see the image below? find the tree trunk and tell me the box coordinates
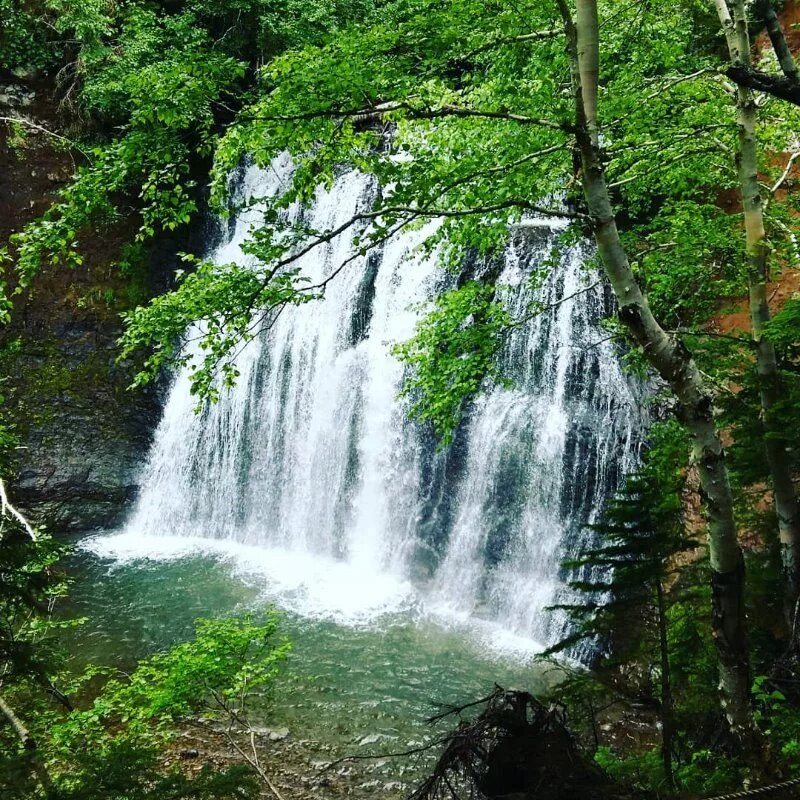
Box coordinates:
[655,581,675,788]
[556,0,757,746]
[754,0,799,81]
[715,0,800,616]
[0,694,37,750]
[575,0,599,145]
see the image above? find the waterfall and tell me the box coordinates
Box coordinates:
[121,158,646,648]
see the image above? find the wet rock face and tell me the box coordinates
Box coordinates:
[0,82,35,109]
[2,218,196,531]
[4,265,173,532]
[10,337,163,532]
[0,72,201,532]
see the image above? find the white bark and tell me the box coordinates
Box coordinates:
[0,479,36,540]
[557,0,757,744]
[715,0,800,607]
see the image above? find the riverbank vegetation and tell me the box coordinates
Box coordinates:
[4,0,800,798]
[0,489,289,799]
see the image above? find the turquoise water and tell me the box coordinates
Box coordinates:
[61,533,551,786]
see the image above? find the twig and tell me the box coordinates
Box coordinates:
[223,729,286,800]
[249,729,286,800]
[427,687,507,724]
[319,737,450,774]
[510,280,602,328]
[461,28,561,60]
[0,115,90,161]
[640,67,719,103]
[239,99,573,132]
[667,327,751,344]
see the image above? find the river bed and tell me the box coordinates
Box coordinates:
[61,532,553,795]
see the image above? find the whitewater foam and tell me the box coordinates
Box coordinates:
[80,531,544,659]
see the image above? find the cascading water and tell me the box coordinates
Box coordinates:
[119,157,646,649]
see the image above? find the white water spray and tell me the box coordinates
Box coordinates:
[110,159,645,648]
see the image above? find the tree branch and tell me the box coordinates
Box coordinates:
[240,100,573,131]
[726,64,800,106]
[0,479,37,540]
[461,28,561,60]
[770,151,800,195]
[666,327,751,344]
[510,279,602,329]
[0,115,90,161]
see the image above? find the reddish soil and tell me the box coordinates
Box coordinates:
[713,2,800,335]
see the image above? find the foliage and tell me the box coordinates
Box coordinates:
[0,1,55,72]
[6,0,800,795]
[540,421,764,794]
[36,614,288,797]
[718,364,800,491]
[0,530,73,691]
[4,0,376,291]
[546,420,694,656]
[0,436,290,800]
[54,615,288,746]
[107,0,799,419]
[767,298,800,352]
[9,0,800,440]
[1,603,288,799]
[596,744,745,797]
[118,254,321,401]
[393,281,512,445]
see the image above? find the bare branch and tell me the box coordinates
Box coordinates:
[461,28,561,60]
[726,64,800,106]
[667,328,751,344]
[0,115,90,161]
[240,100,573,132]
[0,479,37,540]
[640,67,719,103]
[770,151,800,196]
[510,280,603,329]
[319,737,451,774]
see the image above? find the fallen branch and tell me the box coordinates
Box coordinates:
[0,115,90,161]
[319,737,450,774]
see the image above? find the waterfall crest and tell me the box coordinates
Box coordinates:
[122,159,646,647]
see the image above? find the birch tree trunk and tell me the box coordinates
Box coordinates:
[0,693,54,791]
[575,0,599,145]
[556,0,757,745]
[715,0,800,613]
